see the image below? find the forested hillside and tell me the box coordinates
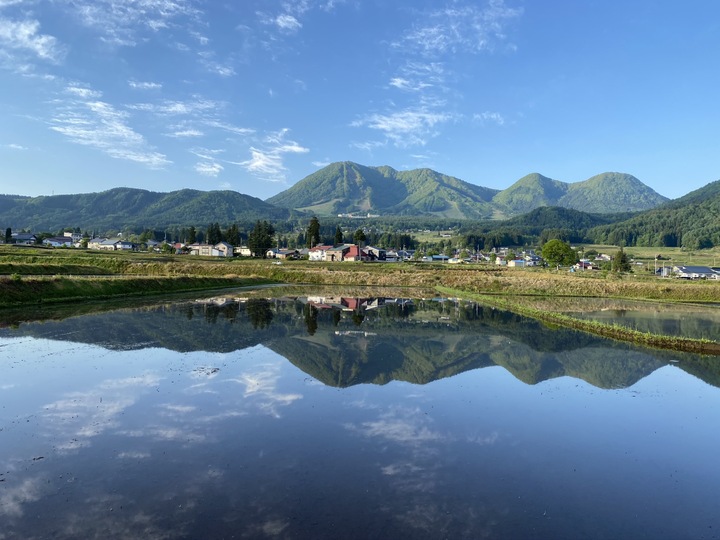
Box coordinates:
[0,188,296,232]
[588,180,720,248]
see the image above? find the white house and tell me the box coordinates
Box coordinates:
[42,236,73,248]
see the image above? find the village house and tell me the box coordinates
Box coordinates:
[265,248,300,260]
[189,242,233,257]
[365,246,386,261]
[308,245,334,261]
[11,232,37,245]
[63,231,83,243]
[672,265,718,279]
[88,237,135,251]
[42,236,74,248]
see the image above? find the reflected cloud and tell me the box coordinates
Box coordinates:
[347,406,444,445]
[0,477,44,517]
[227,362,303,418]
[42,372,163,454]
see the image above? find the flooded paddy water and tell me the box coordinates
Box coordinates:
[1,291,719,539]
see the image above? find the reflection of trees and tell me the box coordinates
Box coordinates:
[333,309,342,327]
[246,299,274,329]
[304,304,318,335]
[204,305,219,324]
[352,310,365,326]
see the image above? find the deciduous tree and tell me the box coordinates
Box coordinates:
[541,239,577,267]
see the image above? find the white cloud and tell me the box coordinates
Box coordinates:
[474,111,505,126]
[63,0,201,46]
[128,80,162,90]
[352,106,453,147]
[0,17,63,63]
[202,60,235,77]
[0,0,25,8]
[191,147,224,177]
[312,160,330,168]
[204,120,254,136]
[396,0,523,56]
[128,98,219,116]
[195,160,223,177]
[237,129,309,183]
[3,143,27,150]
[50,84,171,168]
[275,14,301,32]
[166,128,204,138]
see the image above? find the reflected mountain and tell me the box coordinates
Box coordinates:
[0,295,714,389]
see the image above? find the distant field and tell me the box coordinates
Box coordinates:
[580,244,720,268]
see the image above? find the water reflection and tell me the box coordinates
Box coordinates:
[1,294,720,538]
[0,294,713,389]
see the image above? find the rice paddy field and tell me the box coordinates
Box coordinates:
[1,245,719,353]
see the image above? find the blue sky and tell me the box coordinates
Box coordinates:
[1,0,718,201]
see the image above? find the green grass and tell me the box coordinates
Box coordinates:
[438,286,720,355]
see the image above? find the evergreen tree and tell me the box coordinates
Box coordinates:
[207,222,222,244]
[353,228,366,245]
[4,227,11,244]
[248,220,275,257]
[306,217,321,248]
[334,225,343,245]
[187,226,197,244]
[225,224,241,246]
[611,247,631,272]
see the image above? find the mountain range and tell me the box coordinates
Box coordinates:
[2,162,716,249]
[266,162,669,219]
[0,188,294,232]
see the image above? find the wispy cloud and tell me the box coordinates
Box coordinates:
[0,17,63,64]
[395,0,523,56]
[259,0,342,35]
[50,84,171,168]
[275,14,301,32]
[352,105,454,147]
[166,127,204,138]
[236,129,309,183]
[191,147,224,177]
[353,1,521,150]
[128,80,162,90]
[63,0,201,46]
[474,111,505,126]
[3,142,27,150]
[204,120,254,136]
[128,97,220,116]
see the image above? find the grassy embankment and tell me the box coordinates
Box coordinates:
[0,247,275,308]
